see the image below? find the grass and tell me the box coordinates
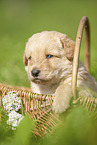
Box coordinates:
[0,0,97,87]
[0,106,97,145]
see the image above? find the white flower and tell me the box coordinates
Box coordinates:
[2,91,22,113]
[2,91,24,130]
[7,111,24,127]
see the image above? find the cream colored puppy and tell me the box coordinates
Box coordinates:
[23,31,97,113]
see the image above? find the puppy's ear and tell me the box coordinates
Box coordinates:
[23,52,28,66]
[61,37,75,61]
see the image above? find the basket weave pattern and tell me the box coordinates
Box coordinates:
[0,83,97,136]
[0,83,60,136]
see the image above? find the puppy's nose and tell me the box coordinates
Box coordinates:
[31,69,40,77]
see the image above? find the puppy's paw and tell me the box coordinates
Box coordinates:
[52,84,73,113]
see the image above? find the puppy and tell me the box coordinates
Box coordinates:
[23,31,97,113]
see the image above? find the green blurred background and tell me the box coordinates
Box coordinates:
[0,0,97,88]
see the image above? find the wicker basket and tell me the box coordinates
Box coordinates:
[0,16,97,136]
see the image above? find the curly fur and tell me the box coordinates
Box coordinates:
[24,31,97,113]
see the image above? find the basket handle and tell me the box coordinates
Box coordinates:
[72,16,90,99]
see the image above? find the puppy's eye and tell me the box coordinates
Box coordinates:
[46,55,53,59]
[28,56,31,60]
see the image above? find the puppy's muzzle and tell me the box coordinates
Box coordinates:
[31,69,40,77]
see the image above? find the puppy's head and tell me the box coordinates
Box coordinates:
[23,31,75,85]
